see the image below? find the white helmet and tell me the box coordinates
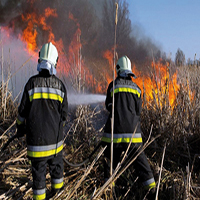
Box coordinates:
[39,42,58,67]
[116,55,131,74]
[116,56,136,78]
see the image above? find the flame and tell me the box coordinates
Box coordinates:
[103,49,116,86]
[20,8,58,53]
[103,50,113,69]
[66,12,107,93]
[102,51,181,108]
[68,12,82,69]
[4,4,111,94]
[4,6,183,99]
[133,61,180,109]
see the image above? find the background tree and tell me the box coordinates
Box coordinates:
[175,48,185,66]
[99,0,131,51]
[100,0,161,70]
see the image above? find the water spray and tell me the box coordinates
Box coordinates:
[68,93,106,105]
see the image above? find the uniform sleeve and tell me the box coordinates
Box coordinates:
[136,96,142,115]
[105,82,113,112]
[61,86,68,121]
[16,83,30,136]
[136,86,142,115]
[18,83,31,118]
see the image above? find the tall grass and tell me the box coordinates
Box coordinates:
[141,64,200,199]
[1,64,200,199]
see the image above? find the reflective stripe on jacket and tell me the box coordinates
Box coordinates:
[143,177,156,189]
[102,133,142,144]
[16,115,25,125]
[28,87,65,103]
[104,76,142,137]
[27,140,63,158]
[17,71,68,159]
[110,84,141,98]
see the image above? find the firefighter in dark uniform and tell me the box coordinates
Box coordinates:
[16,42,68,200]
[102,55,156,197]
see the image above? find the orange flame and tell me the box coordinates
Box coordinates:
[103,50,113,69]
[6,6,183,99]
[103,49,116,85]
[133,61,180,109]
[20,8,58,53]
[68,12,82,68]
[102,52,181,109]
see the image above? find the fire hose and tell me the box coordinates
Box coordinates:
[63,141,103,167]
[1,134,103,167]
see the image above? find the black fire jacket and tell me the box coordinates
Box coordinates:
[102,76,143,144]
[17,70,68,159]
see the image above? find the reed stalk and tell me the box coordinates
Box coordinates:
[110,2,118,182]
[155,140,167,200]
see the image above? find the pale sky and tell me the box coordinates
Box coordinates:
[128,0,200,61]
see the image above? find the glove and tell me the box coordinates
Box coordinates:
[16,124,26,138]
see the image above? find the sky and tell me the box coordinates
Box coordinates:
[127,0,200,61]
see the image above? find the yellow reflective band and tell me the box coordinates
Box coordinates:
[16,118,23,125]
[27,144,63,158]
[33,193,46,200]
[101,137,142,143]
[29,93,63,103]
[144,181,156,190]
[111,87,141,98]
[52,181,64,189]
[149,181,156,189]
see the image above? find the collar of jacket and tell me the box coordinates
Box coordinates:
[118,70,136,78]
[37,60,57,75]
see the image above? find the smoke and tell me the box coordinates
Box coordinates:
[0,0,163,96]
[0,0,161,60]
[68,94,106,105]
[0,0,99,51]
[0,0,23,25]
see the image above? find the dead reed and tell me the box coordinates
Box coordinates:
[141,64,200,199]
[1,64,200,199]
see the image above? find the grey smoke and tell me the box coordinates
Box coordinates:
[68,94,106,105]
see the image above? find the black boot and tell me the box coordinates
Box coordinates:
[46,187,64,199]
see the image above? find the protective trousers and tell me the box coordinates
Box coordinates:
[31,152,64,200]
[103,143,155,189]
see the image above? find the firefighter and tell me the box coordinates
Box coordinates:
[16,42,68,200]
[101,55,156,198]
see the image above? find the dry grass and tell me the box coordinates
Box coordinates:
[0,105,107,200]
[1,64,200,199]
[141,64,200,199]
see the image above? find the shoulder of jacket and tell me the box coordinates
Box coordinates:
[25,74,39,87]
[115,78,141,92]
[132,81,141,90]
[52,75,67,91]
[53,75,63,83]
[28,74,39,81]
[107,81,113,88]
